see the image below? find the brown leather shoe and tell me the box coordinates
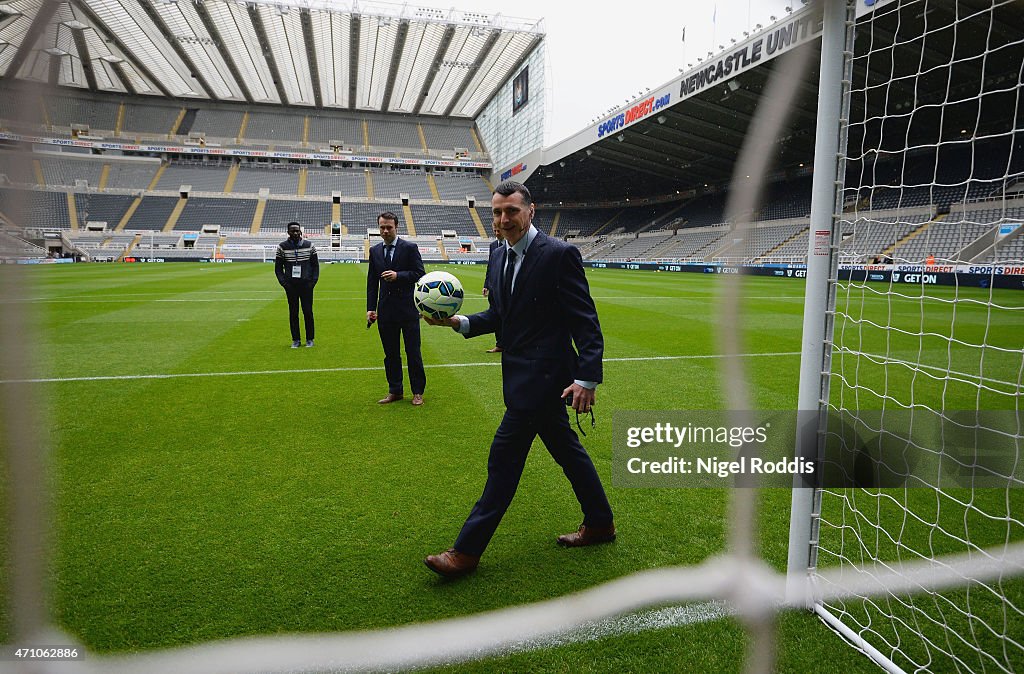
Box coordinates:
[411,394,424,406]
[557,524,616,547]
[378,393,403,404]
[424,548,480,578]
[486,346,503,353]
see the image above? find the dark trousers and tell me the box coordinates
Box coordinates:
[454,404,614,556]
[284,282,314,341]
[378,320,426,395]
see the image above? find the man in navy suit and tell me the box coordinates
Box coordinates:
[423,181,615,577]
[366,211,426,405]
[481,224,504,353]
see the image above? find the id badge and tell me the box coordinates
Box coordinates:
[291,265,302,278]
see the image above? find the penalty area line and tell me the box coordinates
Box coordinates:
[0,352,801,384]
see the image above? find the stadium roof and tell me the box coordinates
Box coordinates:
[0,0,544,117]
[524,0,1024,205]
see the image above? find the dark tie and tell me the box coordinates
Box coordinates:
[503,248,517,300]
[385,244,394,263]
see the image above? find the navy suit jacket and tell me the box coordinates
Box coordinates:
[367,237,425,324]
[483,238,503,294]
[465,231,603,410]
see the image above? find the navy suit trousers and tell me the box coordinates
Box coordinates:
[454,403,614,556]
[378,319,425,395]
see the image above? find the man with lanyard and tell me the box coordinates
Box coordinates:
[275,221,319,348]
[421,181,614,577]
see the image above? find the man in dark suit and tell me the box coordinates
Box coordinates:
[423,181,614,577]
[481,224,504,353]
[366,211,426,405]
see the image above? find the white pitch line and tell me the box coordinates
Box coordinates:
[0,352,801,384]
[0,295,807,304]
[455,601,731,661]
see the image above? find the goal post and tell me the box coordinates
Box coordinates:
[786,0,853,609]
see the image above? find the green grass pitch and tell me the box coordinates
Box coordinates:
[1,261,1021,672]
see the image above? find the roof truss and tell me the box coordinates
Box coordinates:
[0,0,542,117]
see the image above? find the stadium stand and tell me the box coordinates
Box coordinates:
[232,165,300,195]
[860,139,1021,211]
[191,109,244,139]
[580,235,631,260]
[838,212,932,263]
[104,161,161,190]
[530,209,554,235]
[372,169,433,201]
[45,94,119,131]
[0,95,38,133]
[0,154,40,185]
[66,231,129,258]
[420,123,477,152]
[74,194,135,229]
[367,119,422,149]
[0,189,69,229]
[39,156,104,188]
[155,163,230,193]
[0,229,46,259]
[557,209,617,237]
[121,101,182,136]
[760,176,813,220]
[756,223,813,263]
[890,218,996,263]
[341,202,404,233]
[605,202,683,234]
[261,200,333,233]
[307,115,365,148]
[243,111,305,144]
[668,192,729,229]
[305,168,368,198]
[713,222,810,263]
[408,204,478,237]
[978,231,1024,263]
[433,171,486,201]
[172,197,257,232]
[602,231,675,259]
[122,196,178,230]
[644,225,732,261]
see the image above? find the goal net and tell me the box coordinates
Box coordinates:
[809,0,1024,671]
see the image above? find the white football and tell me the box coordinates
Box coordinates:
[414,271,465,319]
